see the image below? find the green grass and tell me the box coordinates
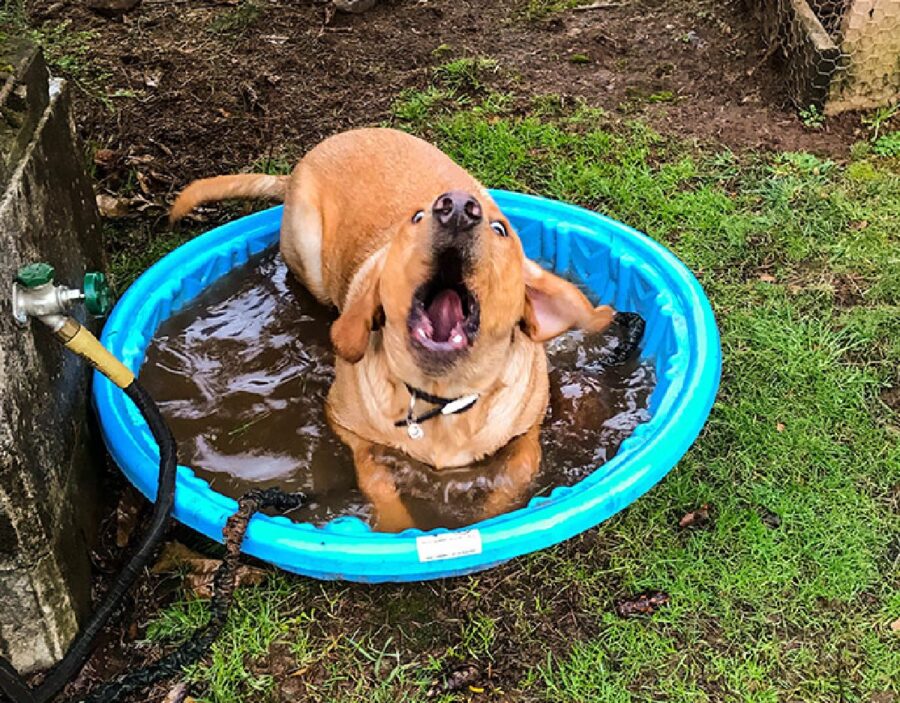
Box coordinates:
[522,0,593,20]
[432,57,499,92]
[207,0,263,35]
[105,222,193,292]
[872,130,900,157]
[139,93,898,701]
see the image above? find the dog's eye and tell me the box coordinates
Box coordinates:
[412,210,425,224]
[491,221,508,237]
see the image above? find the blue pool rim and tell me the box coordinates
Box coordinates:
[94,190,721,582]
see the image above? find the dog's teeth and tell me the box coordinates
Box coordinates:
[452,333,464,344]
[417,328,429,341]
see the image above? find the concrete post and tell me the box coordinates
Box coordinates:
[0,39,104,673]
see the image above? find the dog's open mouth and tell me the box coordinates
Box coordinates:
[407,252,480,355]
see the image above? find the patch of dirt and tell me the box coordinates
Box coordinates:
[26,0,861,211]
[881,385,900,413]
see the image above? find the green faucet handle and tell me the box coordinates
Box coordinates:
[83,271,112,316]
[16,262,55,288]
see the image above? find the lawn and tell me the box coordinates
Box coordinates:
[3,0,897,697]
[132,82,900,702]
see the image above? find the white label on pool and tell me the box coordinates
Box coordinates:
[416,530,483,562]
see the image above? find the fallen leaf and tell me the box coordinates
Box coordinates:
[144,70,162,89]
[93,148,119,169]
[776,422,785,433]
[129,194,165,212]
[758,273,776,283]
[890,617,900,632]
[427,663,480,698]
[135,171,153,196]
[125,153,155,166]
[185,566,266,599]
[615,591,670,618]
[678,504,711,529]
[161,682,189,703]
[152,541,267,598]
[96,193,130,218]
[152,542,220,575]
[149,169,174,184]
[115,486,144,548]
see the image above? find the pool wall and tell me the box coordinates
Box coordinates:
[94,191,721,582]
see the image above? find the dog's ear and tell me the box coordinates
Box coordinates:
[331,262,384,364]
[521,259,615,342]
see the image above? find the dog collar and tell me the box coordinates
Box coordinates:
[394,383,479,440]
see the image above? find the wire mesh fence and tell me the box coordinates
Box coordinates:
[751,0,900,114]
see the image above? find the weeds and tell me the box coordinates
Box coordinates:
[207,1,262,36]
[862,103,898,141]
[799,103,825,129]
[432,57,499,93]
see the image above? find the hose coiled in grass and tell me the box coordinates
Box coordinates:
[0,380,177,703]
[0,377,304,703]
[78,488,305,703]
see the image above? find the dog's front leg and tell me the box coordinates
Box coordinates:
[348,440,416,533]
[480,423,542,521]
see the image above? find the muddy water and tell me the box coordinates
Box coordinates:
[140,250,655,530]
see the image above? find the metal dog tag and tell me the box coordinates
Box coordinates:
[407,422,424,440]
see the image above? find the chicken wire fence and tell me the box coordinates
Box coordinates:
[751,0,900,114]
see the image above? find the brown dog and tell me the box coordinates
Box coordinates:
[170,128,614,531]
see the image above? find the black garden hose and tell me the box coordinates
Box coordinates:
[0,381,306,703]
[0,380,177,703]
[609,312,645,365]
[79,489,305,703]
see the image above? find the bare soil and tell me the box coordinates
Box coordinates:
[30,0,862,209]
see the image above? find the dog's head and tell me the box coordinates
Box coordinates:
[330,188,614,382]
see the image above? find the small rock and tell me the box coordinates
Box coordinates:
[333,0,379,13]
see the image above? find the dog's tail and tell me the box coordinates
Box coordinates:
[169,173,289,223]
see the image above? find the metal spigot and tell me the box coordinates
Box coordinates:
[11,262,113,331]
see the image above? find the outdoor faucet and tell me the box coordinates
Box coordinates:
[11,262,112,330]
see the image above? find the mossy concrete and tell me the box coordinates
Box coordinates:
[0,40,104,673]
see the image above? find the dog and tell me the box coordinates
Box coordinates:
[170,127,615,531]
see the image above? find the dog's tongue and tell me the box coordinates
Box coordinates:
[427,289,464,342]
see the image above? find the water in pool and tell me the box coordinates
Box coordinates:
[140,250,655,530]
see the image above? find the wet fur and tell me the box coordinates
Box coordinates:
[171,128,614,531]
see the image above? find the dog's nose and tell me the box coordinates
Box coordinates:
[432,191,482,232]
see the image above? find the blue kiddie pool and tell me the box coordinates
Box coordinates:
[94,191,721,582]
